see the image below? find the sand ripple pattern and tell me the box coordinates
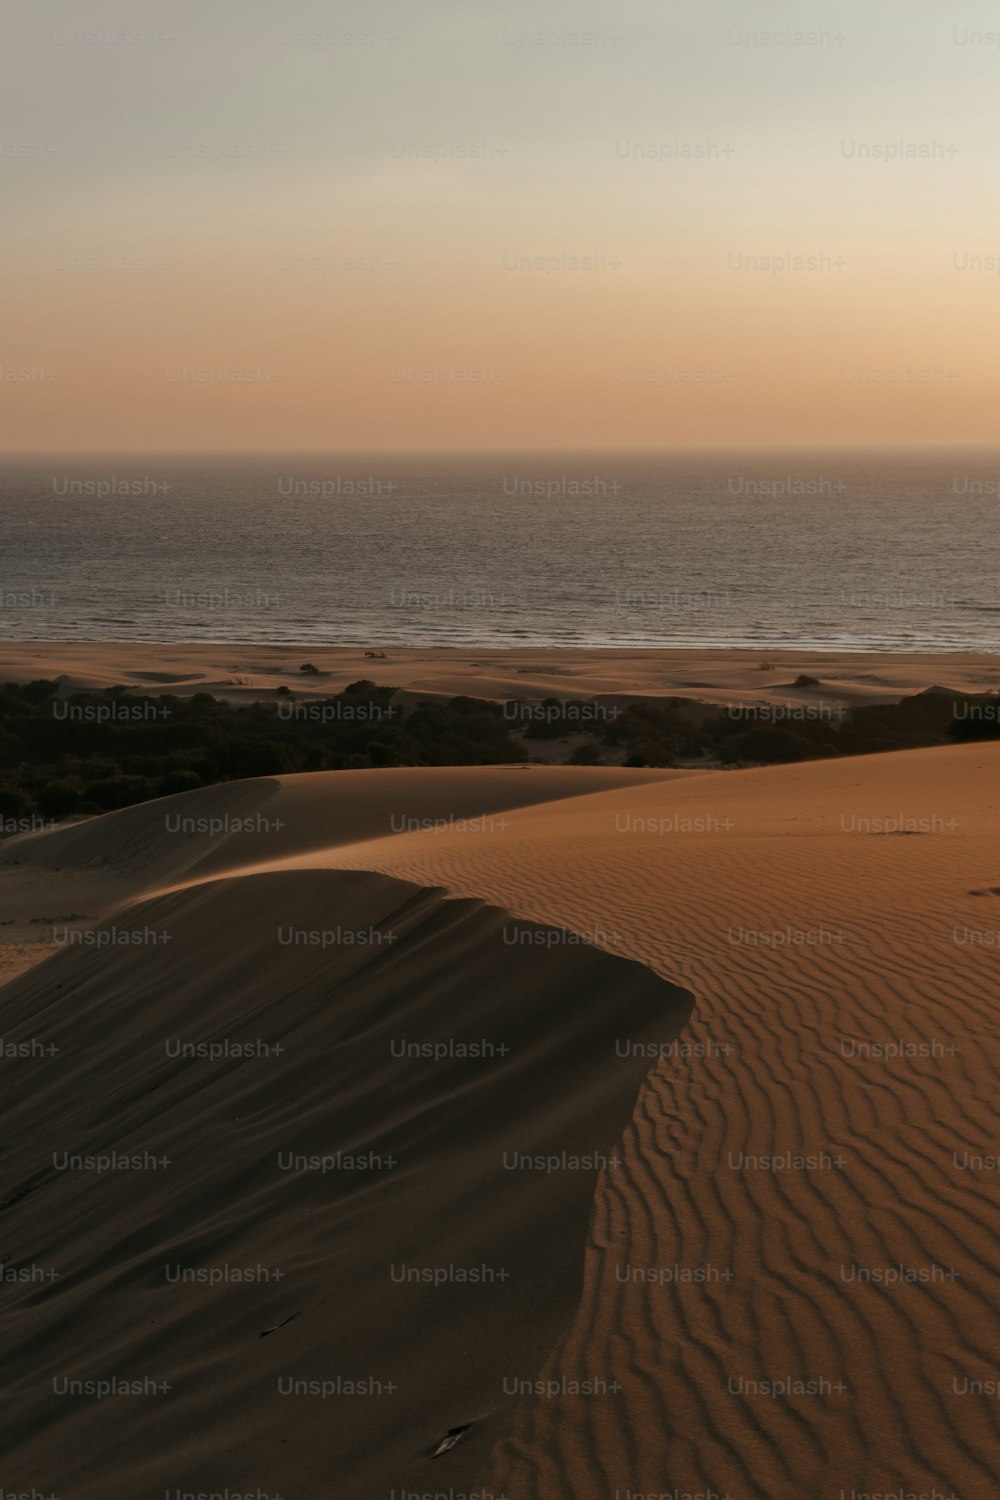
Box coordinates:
[313,748,1000,1500]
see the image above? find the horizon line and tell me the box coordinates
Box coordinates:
[5,442,1000,459]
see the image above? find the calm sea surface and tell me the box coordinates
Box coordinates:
[2,450,998,651]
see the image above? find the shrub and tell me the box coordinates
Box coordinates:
[719,726,818,764]
[624,740,674,768]
[569,742,602,765]
[948,698,1000,742]
[84,775,157,810]
[0,784,29,821]
[158,769,204,797]
[35,779,81,818]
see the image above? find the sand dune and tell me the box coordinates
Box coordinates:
[0,766,690,1498]
[2,746,999,1497]
[0,763,681,911]
[305,747,999,1500]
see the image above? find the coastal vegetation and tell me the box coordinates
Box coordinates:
[0,678,996,824]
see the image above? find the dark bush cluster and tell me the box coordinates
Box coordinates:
[0,678,994,825]
[0,679,525,822]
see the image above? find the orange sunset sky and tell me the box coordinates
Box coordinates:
[3,0,999,451]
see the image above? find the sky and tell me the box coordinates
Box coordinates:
[2,0,999,451]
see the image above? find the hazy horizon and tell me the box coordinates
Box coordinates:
[5,0,1000,452]
[8,442,1000,458]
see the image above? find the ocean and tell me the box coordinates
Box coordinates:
[2,450,998,651]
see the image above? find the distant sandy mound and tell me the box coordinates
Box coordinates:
[0,764,678,899]
[0,867,693,1499]
[1,775,283,885]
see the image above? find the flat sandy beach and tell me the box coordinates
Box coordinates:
[0,647,997,1497]
[1,640,998,709]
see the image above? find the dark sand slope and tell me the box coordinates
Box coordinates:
[0,868,693,1499]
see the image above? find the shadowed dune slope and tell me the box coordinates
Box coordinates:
[0,867,692,1500]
